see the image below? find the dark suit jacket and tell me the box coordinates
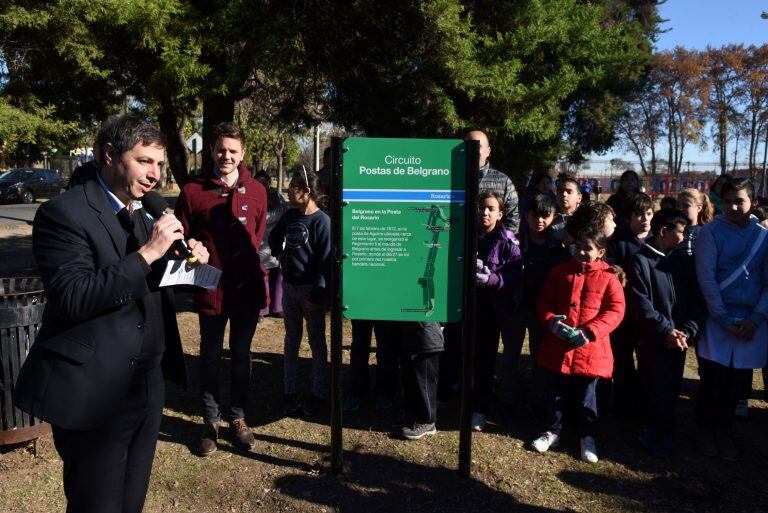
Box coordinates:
[14,178,187,430]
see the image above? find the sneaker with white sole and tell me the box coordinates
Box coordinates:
[470,412,486,432]
[530,431,560,453]
[401,422,437,440]
[580,436,599,463]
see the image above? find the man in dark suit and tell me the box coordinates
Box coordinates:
[14,115,209,513]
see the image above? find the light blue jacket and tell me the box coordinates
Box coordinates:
[695,214,768,326]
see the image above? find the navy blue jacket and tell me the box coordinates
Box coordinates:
[627,242,706,346]
[607,225,651,271]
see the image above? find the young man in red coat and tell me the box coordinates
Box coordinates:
[175,122,268,456]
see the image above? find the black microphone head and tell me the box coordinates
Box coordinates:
[141,191,169,219]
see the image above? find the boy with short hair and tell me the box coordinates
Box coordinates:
[606,192,654,415]
[499,195,568,410]
[695,178,768,459]
[551,175,582,242]
[629,209,705,457]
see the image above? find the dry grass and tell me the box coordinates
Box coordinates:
[2,308,768,513]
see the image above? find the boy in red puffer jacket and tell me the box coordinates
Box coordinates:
[530,226,625,463]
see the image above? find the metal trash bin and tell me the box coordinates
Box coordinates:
[0,277,51,445]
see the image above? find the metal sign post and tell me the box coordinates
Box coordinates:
[458,140,478,478]
[330,137,344,475]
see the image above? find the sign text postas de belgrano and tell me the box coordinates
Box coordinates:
[358,154,450,177]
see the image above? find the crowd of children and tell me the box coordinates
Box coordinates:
[265,165,767,463]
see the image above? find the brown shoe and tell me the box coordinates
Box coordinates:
[231,418,256,449]
[199,421,219,457]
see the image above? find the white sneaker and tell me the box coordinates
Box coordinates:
[734,399,749,419]
[470,412,486,432]
[531,431,560,453]
[580,436,599,463]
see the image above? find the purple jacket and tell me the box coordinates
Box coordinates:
[478,225,522,307]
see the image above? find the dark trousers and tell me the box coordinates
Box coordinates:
[437,321,461,401]
[500,304,546,406]
[348,320,398,401]
[401,351,441,425]
[52,366,164,513]
[637,343,686,441]
[473,305,511,414]
[199,312,259,423]
[609,325,640,413]
[545,371,599,438]
[696,356,753,429]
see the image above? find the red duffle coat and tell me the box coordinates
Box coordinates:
[175,166,268,315]
[536,258,625,379]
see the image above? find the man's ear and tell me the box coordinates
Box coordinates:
[101,143,116,168]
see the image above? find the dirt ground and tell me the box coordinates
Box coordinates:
[1,229,768,513]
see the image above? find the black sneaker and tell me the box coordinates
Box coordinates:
[300,394,325,416]
[401,422,437,440]
[283,393,299,416]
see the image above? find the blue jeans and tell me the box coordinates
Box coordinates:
[199,313,259,423]
[545,371,599,437]
[282,282,328,398]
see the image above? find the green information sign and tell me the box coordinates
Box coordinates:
[341,137,467,322]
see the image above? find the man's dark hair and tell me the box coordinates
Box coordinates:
[94,116,122,164]
[108,115,166,156]
[721,177,755,201]
[527,193,556,217]
[211,122,246,146]
[651,208,689,236]
[254,171,271,188]
[557,173,581,193]
[660,196,677,210]
[710,173,733,194]
[621,192,653,221]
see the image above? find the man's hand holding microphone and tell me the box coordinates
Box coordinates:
[137,191,209,266]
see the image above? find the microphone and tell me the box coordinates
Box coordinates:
[140,191,198,263]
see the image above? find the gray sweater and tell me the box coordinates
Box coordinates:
[478,162,519,232]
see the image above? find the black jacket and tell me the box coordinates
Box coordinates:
[14,178,187,430]
[516,229,568,308]
[627,243,706,346]
[607,225,650,271]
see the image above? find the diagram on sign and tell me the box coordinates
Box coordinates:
[401,205,454,316]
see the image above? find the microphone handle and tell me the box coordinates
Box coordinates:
[158,209,198,264]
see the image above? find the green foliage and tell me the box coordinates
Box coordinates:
[1,0,657,179]
[307,0,657,174]
[0,97,77,165]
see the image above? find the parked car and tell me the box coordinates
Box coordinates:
[0,168,66,204]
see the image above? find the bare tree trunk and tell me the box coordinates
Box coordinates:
[202,95,236,171]
[719,110,728,173]
[156,95,189,186]
[762,125,768,194]
[748,112,758,174]
[276,131,286,192]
